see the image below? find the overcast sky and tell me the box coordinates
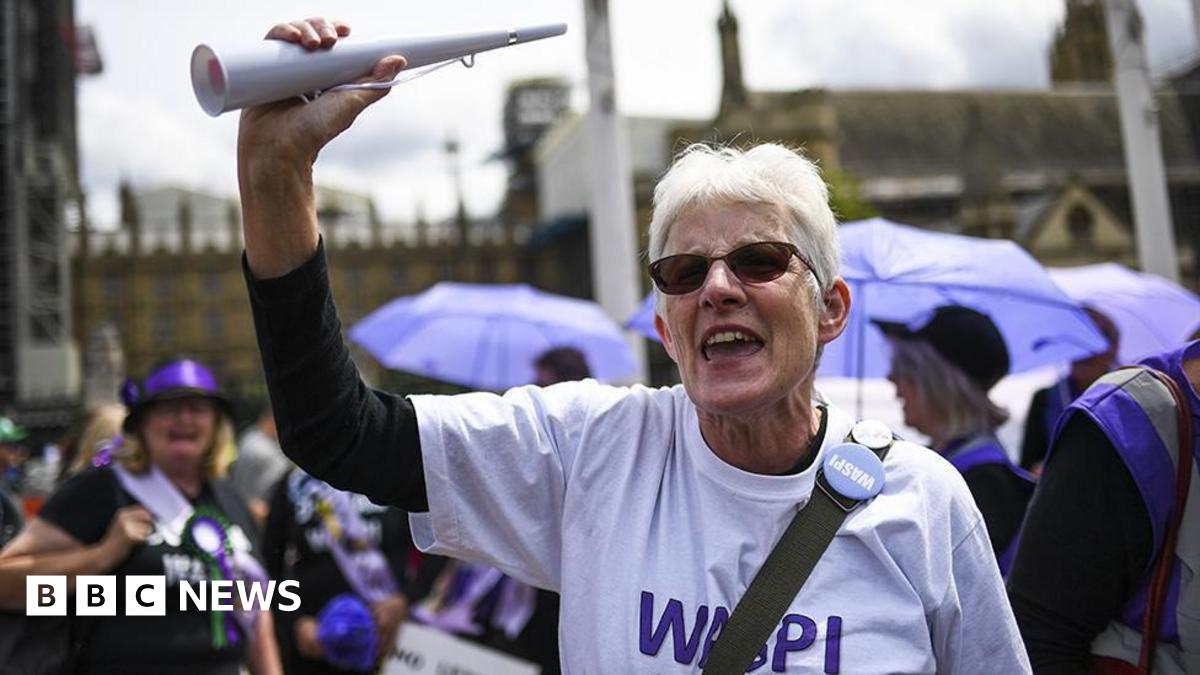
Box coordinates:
[75,0,1198,230]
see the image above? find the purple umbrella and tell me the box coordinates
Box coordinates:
[820,218,1109,381]
[350,282,637,391]
[627,219,1109,383]
[625,293,658,341]
[1049,262,1200,364]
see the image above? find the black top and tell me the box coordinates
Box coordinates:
[1007,415,1153,674]
[1020,386,1053,471]
[0,488,22,548]
[244,241,429,513]
[262,470,418,675]
[37,467,259,675]
[960,462,1032,557]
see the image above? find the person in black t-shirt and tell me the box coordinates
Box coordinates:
[0,358,282,675]
[880,306,1035,575]
[263,467,419,674]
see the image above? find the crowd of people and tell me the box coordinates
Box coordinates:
[0,15,1196,674]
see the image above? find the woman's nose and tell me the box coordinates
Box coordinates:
[699,260,747,308]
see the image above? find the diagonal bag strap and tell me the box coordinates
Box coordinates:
[1136,367,1194,674]
[703,433,892,674]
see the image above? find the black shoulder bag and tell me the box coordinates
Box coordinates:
[702,423,894,674]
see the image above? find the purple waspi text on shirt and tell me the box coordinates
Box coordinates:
[638,591,842,673]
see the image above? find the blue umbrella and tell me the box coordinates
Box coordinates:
[626,219,1109,381]
[819,218,1109,380]
[1049,262,1200,364]
[350,282,638,391]
[626,293,658,340]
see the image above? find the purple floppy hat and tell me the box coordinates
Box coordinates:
[120,358,234,432]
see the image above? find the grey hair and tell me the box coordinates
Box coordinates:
[888,338,1009,441]
[646,143,840,314]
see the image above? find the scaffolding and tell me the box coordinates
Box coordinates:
[0,0,88,421]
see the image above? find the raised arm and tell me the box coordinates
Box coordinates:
[238,17,405,279]
[239,19,428,512]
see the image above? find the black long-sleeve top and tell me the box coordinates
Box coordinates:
[244,239,429,512]
[1007,415,1153,674]
[1020,386,1053,471]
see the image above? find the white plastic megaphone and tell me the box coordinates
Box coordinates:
[191,23,567,117]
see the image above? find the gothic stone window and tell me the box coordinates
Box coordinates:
[203,273,222,295]
[1066,204,1095,246]
[102,276,124,300]
[204,310,224,343]
[153,314,174,347]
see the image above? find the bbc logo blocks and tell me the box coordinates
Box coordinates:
[76,575,117,616]
[25,575,300,615]
[125,576,167,616]
[25,575,66,616]
[28,575,168,616]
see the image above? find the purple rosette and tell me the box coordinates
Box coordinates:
[119,379,140,407]
[91,434,123,468]
[185,510,240,648]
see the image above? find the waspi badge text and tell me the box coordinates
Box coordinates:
[26,575,301,616]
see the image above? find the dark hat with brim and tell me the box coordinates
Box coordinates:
[875,305,1010,391]
[121,359,233,432]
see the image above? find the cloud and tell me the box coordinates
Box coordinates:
[75,0,1200,230]
[78,83,239,227]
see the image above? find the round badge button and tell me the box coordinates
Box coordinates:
[822,442,886,501]
[850,419,892,450]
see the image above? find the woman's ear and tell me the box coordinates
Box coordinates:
[654,313,678,363]
[818,278,851,345]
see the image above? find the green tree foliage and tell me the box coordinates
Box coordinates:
[826,169,879,222]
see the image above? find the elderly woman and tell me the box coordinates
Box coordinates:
[236,18,1030,672]
[881,306,1035,575]
[0,358,281,675]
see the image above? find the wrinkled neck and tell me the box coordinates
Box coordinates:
[698,392,822,474]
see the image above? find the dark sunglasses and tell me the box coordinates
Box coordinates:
[648,241,817,295]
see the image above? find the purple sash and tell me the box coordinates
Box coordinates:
[411,562,536,639]
[112,465,266,643]
[944,434,1034,575]
[946,434,1033,482]
[312,483,400,605]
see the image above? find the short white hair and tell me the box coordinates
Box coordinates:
[646,143,840,308]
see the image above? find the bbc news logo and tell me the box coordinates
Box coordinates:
[26,575,301,616]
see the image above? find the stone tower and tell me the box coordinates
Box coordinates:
[1050,0,1113,85]
[718,0,746,114]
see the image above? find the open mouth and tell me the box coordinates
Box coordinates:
[167,429,200,443]
[702,330,765,361]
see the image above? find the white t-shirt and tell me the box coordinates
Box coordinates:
[409,381,1030,674]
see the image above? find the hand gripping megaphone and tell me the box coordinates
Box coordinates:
[191,23,567,117]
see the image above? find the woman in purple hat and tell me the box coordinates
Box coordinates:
[0,357,282,675]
